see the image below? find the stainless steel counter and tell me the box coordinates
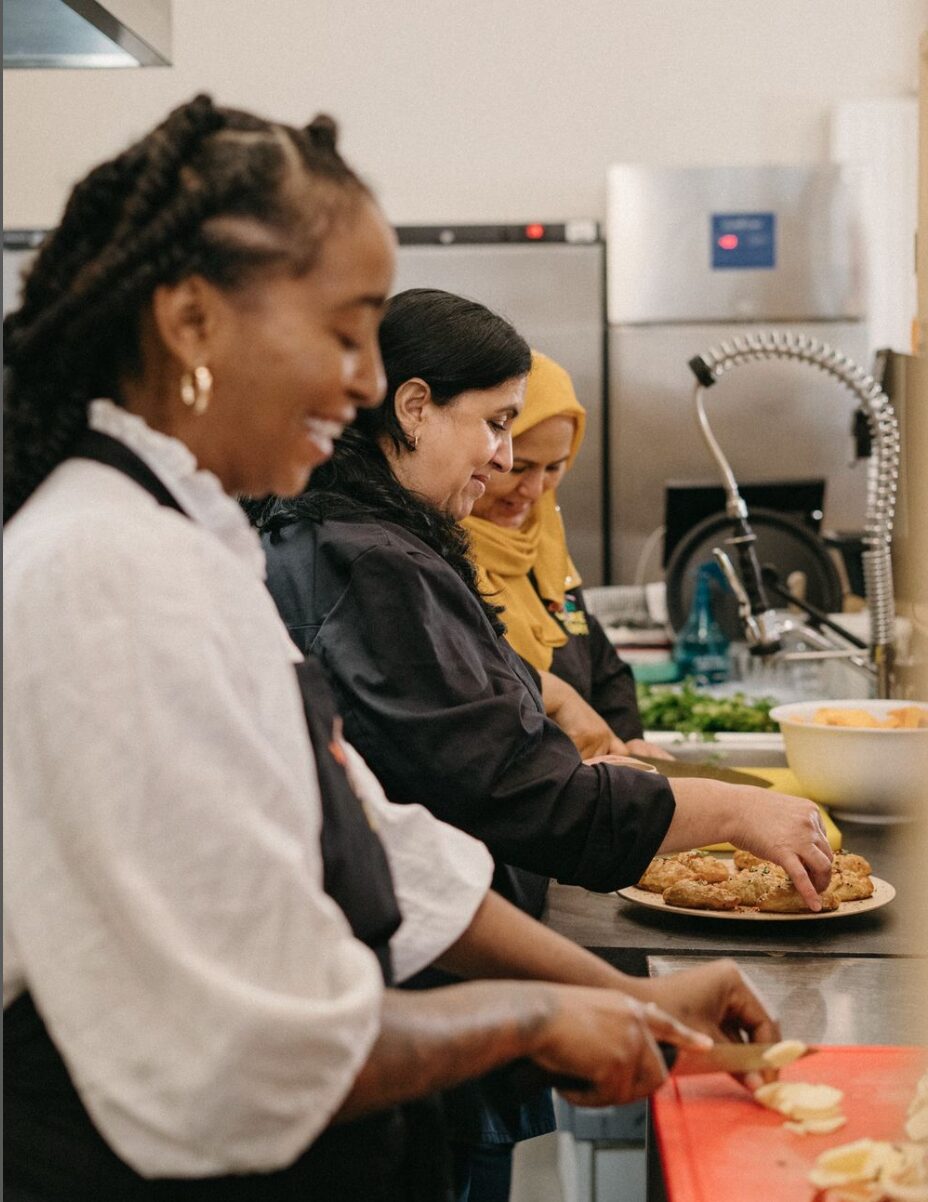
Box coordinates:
[647,955,927,1045]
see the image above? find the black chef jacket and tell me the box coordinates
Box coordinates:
[263,513,675,900]
[537,579,645,744]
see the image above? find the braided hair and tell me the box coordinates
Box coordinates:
[3,95,371,521]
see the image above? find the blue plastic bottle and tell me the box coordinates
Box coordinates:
[673,561,731,684]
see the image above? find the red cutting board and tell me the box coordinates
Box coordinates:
[652,1046,926,1202]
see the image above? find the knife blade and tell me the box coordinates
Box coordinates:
[503,1042,816,1098]
[662,1041,818,1076]
[632,757,774,788]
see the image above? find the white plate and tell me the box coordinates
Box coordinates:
[616,876,895,921]
[642,731,786,768]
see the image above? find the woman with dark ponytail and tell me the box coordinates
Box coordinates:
[257,286,833,1198]
[3,97,737,1201]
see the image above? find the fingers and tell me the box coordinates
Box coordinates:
[626,739,675,761]
[785,830,833,907]
[581,732,620,759]
[780,853,823,911]
[713,964,781,1092]
[640,1001,714,1051]
[736,790,835,908]
[803,840,835,893]
[718,963,781,1047]
[673,960,780,1047]
[601,1003,712,1104]
[645,961,783,1094]
[537,992,709,1108]
[564,1043,667,1106]
[583,754,659,771]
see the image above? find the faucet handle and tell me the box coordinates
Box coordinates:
[712,547,783,656]
[713,547,750,609]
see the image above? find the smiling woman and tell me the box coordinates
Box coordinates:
[463,351,671,762]
[2,93,827,1202]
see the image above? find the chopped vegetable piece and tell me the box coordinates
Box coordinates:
[762,1039,809,1069]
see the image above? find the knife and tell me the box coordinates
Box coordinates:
[630,757,774,789]
[504,1042,817,1097]
[664,1041,818,1076]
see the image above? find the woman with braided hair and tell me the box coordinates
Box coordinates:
[2,96,765,1201]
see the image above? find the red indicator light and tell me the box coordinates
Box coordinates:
[525,223,545,240]
[718,233,739,250]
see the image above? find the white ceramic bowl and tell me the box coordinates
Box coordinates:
[770,699,928,823]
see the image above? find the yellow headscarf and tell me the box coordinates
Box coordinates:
[463,351,586,671]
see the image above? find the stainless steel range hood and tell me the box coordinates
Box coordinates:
[4,0,171,68]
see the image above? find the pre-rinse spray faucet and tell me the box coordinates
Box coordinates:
[687,331,899,699]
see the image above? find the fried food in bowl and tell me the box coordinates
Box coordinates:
[770,700,928,821]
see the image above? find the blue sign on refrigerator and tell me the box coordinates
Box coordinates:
[711,212,776,269]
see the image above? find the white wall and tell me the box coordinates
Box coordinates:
[3,0,925,229]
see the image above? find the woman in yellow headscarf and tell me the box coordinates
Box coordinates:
[465,351,670,760]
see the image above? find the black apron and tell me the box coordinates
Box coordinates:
[3,430,452,1202]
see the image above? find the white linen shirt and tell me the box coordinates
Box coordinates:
[2,400,493,1178]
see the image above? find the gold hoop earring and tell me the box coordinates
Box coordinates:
[412,432,420,451]
[180,365,213,417]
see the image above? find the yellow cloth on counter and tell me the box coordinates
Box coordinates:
[464,352,586,672]
[700,766,842,852]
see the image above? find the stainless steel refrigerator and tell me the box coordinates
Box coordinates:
[393,223,607,584]
[605,164,870,587]
[4,223,610,583]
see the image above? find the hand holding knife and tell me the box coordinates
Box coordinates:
[506,1041,815,1098]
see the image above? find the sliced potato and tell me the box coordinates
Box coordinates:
[809,1140,896,1188]
[809,1140,928,1193]
[784,1114,847,1136]
[906,1071,928,1144]
[755,1081,844,1120]
[907,1104,928,1145]
[762,1039,808,1069]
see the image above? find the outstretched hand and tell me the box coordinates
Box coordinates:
[644,959,781,1090]
[727,788,833,910]
[662,779,834,911]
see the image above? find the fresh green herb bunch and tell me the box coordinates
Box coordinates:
[635,679,779,736]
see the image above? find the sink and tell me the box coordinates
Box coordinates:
[637,635,877,768]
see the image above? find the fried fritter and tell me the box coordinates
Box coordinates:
[832,850,872,877]
[637,851,730,893]
[674,850,730,883]
[638,857,697,893]
[732,849,775,872]
[662,879,739,910]
[757,881,840,913]
[727,865,787,905]
[828,870,874,902]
